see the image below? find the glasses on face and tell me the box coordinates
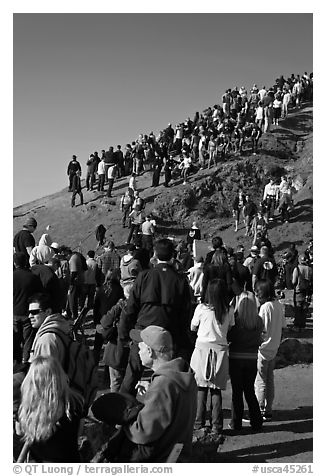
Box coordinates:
[29,308,42,316]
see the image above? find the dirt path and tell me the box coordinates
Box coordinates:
[192,364,312,463]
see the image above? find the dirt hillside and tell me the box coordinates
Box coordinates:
[13,104,312,260]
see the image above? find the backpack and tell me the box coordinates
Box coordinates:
[74,251,88,272]
[260,260,275,281]
[296,265,311,292]
[37,327,98,417]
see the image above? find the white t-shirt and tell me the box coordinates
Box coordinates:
[191,303,235,346]
[97,161,106,175]
[182,157,192,169]
[259,300,286,360]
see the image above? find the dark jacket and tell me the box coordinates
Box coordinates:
[252,256,278,283]
[93,282,124,325]
[101,299,129,370]
[71,175,82,193]
[13,268,42,315]
[67,160,81,176]
[227,317,264,359]
[119,263,192,350]
[31,265,62,313]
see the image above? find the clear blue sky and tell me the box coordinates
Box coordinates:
[13,13,313,207]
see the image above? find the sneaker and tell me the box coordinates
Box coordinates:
[183,181,186,185]
[262,412,272,422]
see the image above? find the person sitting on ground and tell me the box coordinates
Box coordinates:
[92,325,197,462]
[16,356,82,463]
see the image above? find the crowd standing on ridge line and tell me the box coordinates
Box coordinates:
[13,71,313,463]
[66,72,313,204]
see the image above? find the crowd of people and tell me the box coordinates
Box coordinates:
[13,71,313,463]
[13,215,313,462]
[66,72,313,200]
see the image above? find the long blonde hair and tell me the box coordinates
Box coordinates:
[18,356,70,445]
[235,291,260,330]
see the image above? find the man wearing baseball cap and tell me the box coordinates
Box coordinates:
[118,239,192,395]
[13,217,38,262]
[94,325,197,462]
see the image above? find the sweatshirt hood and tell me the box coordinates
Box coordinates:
[38,233,52,246]
[122,255,134,265]
[37,313,71,336]
[152,357,196,391]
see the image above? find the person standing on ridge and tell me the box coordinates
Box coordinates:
[67,155,81,192]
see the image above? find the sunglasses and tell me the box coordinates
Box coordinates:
[29,309,43,316]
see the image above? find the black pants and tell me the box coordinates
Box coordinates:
[127,224,140,244]
[98,174,105,191]
[164,169,171,187]
[152,168,161,187]
[66,283,85,320]
[107,178,115,197]
[119,340,144,396]
[229,358,263,429]
[68,173,75,191]
[142,235,153,252]
[71,190,83,207]
[293,291,308,328]
[280,204,290,222]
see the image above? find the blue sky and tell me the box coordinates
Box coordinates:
[13,13,312,206]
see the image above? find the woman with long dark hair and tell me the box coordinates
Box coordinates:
[190,279,235,436]
[227,291,264,431]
